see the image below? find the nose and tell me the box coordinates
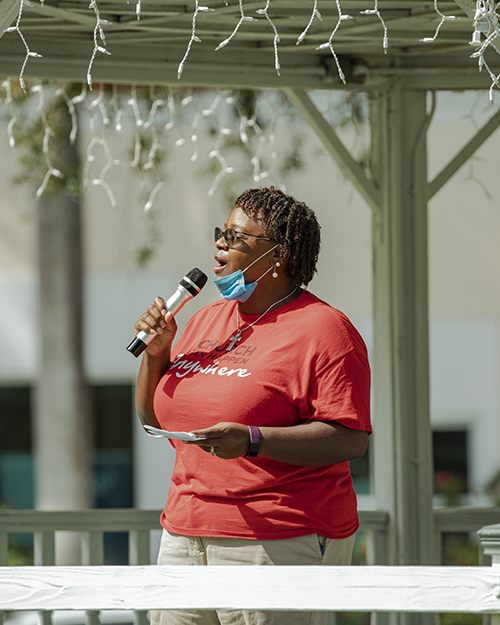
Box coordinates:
[215,233,228,251]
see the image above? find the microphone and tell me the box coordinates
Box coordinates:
[127,267,208,357]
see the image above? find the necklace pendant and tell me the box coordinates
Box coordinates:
[227,329,242,352]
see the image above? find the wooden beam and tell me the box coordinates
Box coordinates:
[0,0,20,35]
[284,88,380,211]
[428,105,500,200]
[0,54,342,91]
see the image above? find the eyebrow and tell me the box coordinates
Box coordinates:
[223,218,267,238]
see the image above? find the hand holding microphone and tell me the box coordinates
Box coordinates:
[127,268,208,357]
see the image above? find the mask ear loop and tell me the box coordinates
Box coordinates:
[253,265,274,283]
[242,243,279,275]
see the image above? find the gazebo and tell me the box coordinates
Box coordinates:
[1,0,500,622]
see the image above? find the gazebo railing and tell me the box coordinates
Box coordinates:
[2,563,500,615]
[1,508,500,625]
[0,509,160,625]
[0,509,391,569]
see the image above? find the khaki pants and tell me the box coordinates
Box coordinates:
[151,529,356,625]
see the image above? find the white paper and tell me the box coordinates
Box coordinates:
[143,424,205,441]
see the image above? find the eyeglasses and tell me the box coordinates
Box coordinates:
[214,227,274,248]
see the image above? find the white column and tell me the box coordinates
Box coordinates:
[370,82,435,570]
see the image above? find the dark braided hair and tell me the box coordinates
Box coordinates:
[234,187,321,287]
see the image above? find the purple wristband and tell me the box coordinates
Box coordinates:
[246,425,261,458]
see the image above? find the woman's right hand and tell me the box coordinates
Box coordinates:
[134,296,177,357]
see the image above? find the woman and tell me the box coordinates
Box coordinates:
[134,187,371,625]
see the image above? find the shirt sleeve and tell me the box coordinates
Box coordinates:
[302,348,372,432]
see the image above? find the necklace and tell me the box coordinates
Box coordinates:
[226,287,299,352]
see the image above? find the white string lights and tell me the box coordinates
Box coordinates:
[215,0,255,52]
[85,84,119,207]
[297,0,322,46]
[5,0,487,91]
[2,78,19,147]
[177,1,214,79]
[299,0,390,83]
[314,0,353,84]
[31,84,64,197]
[361,1,388,54]
[3,0,42,92]
[0,81,291,210]
[1,0,499,205]
[87,0,111,89]
[420,0,457,44]
[256,1,281,76]
[467,1,500,102]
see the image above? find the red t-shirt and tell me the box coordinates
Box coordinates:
[153,290,371,540]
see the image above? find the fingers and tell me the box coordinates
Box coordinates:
[183,423,250,459]
[197,443,219,457]
[183,432,221,455]
[190,441,223,459]
[134,297,167,336]
[133,297,177,355]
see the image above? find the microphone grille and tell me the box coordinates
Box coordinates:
[185,267,208,290]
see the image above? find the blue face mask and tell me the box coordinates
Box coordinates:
[212,244,279,302]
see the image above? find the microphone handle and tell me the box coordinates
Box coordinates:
[126,285,193,358]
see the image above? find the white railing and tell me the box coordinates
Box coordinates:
[1,508,499,624]
[2,564,500,613]
[0,509,159,568]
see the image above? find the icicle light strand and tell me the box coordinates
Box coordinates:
[256,0,281,75]
[420,0,457,43]
[87,0,111,89]
[0,83,324,210]
[178,1,214,79]
[2,79,19,148]
[360,0,388,53]
[468,0,500,102]
[297,0,322,46]
[56,87,78,144]
[315,0,353,84]
[32,84,64,198]
[3,0,42,91]
[215,0,255,51]
[84,85,119,207]
[6,0,500,93]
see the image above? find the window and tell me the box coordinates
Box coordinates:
[0,384,134,510]
[0,386,33,509]
[433,429,469,502]
[92,384,134,509]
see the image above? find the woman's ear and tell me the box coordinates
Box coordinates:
[275,246,290,263]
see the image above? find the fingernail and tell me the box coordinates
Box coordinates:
[161,309,167,315]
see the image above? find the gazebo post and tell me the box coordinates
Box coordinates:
[370,80,436,623]
[286,83,436,624]
[287,83,436,566]
[478,523,500,625]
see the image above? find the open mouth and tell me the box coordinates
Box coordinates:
[214,255,227,274]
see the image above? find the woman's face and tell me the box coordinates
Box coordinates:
[213,207,277,282]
